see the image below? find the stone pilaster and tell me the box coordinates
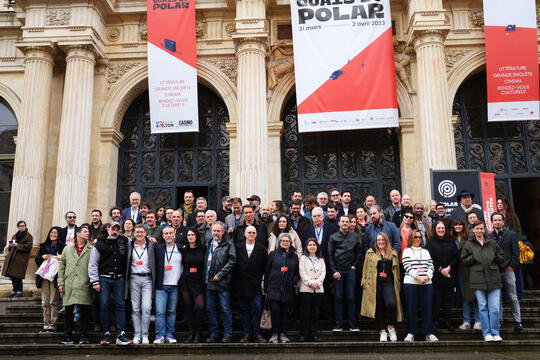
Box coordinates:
[8,43,55,245]
[52,45,96,224]
[413,30,456,198]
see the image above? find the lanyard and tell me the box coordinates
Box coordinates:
[165,245,176,264]
[133,243,146,260]
[315,227,323,242]
[410,247,423,262]
[308,256,319,271]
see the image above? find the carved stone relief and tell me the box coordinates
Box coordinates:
[267,42,294,90]
[204,58,238,85]
[196,15,207,38]
[46,9,71,26]
[225,23,235,37]
[469,9,484,28]
[445,48,472,71]
[107,28,121,42]
[107,62,140,88]
[140,24,147,42]
[393,41,413,93]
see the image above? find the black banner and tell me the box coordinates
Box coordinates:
[430,170,482,215]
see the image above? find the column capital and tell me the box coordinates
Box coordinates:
[16,42,56,64]
[410,29,448,50]
[58,41,103,62]
[233,34,268,56]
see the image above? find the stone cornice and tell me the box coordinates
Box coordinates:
[267,121,283,137]
[399,116,414,134]
[100,127,124,146]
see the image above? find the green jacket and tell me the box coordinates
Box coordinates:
[461,238,505,291]
[58,242,94,306]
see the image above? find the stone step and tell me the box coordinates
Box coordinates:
[0,340,539,355]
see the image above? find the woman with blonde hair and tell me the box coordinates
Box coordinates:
[361,232,403,342]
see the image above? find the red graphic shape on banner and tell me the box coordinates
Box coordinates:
[298,28,397,115]
[147,0,197,69]
[480,172,496,233]
[485,26,539,103]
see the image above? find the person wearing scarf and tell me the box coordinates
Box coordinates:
[2,220,33,297]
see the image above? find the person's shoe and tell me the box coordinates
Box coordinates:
[79,336,90,345]
[154,336,165,344]
[101,332,112,345]
[332,322,342,332]
[404,333,414,342]
[133,337,141,345]
[298,336,306,342]
[14,292,23,297]
[142,337,150,345]
[116,331,133,345]
[206,335,218,343]
[184,333,194,343]
[57,335,73,345]
[221,335,232,343]
[48,327,56,333]
[166,335,177,344]
[39,329,49,334]
[379,331,388,342]
[349,322,360,332]
[444,321,454,332]
[473,322,482,330]
[268,334,279,344]
[425,334,439,342]
[387,326,397,342]
[254,335,266,343]
[8,292,16,298]
[59,307,65,315]
[484,334,494,342]
[239,334,250,343]
[459,322,471,330]
[492,335,503,342]
[515,323,523,331]
[312,335,321,342]
[280,333,290,343]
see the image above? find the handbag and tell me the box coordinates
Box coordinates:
[519,241,535,264]
[35,256,59,282]
[260,296,272,330]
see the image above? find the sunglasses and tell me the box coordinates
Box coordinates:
[414,235,423,239]
[404,215,414,219]
[67,216,76,219]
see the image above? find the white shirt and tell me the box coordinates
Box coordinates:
[130,241,150,274]
[163,244,182,286]
[246,243,255,258]
[131,207,139,222]
[66,228,75,245]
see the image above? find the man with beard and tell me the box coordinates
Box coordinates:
[110,207,122,223]
[217,196,232,222]
[60,211,78,246]
[90,210,103,240]
[412,202,432,246]
[448,190,484,223]
[186,197,208,228]
[326,204,339,226]
[233,205,268,248]
[364,205,401,254]
[258,204,274,235]
[289,200,310,237]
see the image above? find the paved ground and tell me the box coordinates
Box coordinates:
[1,353,538,360]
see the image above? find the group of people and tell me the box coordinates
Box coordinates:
[2,187,532,345]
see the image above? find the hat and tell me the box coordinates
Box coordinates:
[110,221,121,228]
[457,190,475,202]
[247,194,261,202]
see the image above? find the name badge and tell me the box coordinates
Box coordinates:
[165,265,173,271]
[190,267,198,273]
[379,272,387,278]
[417,267,425,273]
[313,273,320,279]
[281,266,288,272]
[136,260,143,266]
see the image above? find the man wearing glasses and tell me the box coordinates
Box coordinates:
[60,211,78,246]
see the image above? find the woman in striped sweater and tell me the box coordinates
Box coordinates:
[402,229,438,342]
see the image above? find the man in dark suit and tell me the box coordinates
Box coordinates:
[121,191,142,224]
[59,211,78,246]
[337,190,356,218]
[289,200,310,237]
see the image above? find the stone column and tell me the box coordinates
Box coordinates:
[8,44,54,244]
[52,45,96,225]
[413,30,456,198]
[234,38,269,202]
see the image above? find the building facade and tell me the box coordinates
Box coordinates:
[0,0,539,289]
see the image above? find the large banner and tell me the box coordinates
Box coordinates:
[147,0,198,133]
[290,0,398,133]
[484,0,539,122]
[431,170,482,216]
[480,172,496,233]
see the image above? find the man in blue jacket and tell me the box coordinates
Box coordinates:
[364,205,401,254]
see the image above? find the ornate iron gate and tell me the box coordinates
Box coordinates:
[281,96,401,208]
[117,85,230,210]
[453,71,540,199]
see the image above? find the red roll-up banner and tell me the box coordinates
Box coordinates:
[484,0,540,122]
[289,0,398,133]
[480,172,496,233]
[147,0,198,133]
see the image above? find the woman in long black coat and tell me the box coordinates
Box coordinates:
[264,233,299,344]
[2,220,33,296]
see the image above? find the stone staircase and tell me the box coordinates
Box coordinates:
[0,291,539,355]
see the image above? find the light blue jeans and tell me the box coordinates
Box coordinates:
[474,288,501,337]
[155,285,179,337]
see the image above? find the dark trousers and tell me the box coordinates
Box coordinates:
[99,276,126,333]
[432,275,454,325]
[238,295,263,337]
[64,304,90,337]
[333,269,356,325]
[375,280,397,331]
[300,292,322,338]
[403,283,434,335]
[10,276,23,293]
[269,300,290,335]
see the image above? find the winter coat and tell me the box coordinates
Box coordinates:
[203,238,236,292]
[360,248,403,321]
[299,255,326,293]
[461,238,505,291]
[426,235,459,282]
[457,235,475,302]
[490,228,519,270]
[57,242,94,306]
[327,230,363,274]
[265,247,300,303]
[2,231,33,279]
[267,229,303,258]
[233,242,267,297]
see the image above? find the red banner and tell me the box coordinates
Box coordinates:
[480,172,496,233]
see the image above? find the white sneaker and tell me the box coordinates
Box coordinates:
[379,331,388,342]
[484,335,494,342]
[268,334,279,344]
[387,327,397,342]
[153,336,165,344]
[404,333,414,342]
[473,322,482,330]
[492,335,502,342]
[459,322,471,330]
[133,337,141,344]
[142,337,149,344]
[425,334,439,342]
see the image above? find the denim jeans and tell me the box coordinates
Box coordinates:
[500,270,521,323]
[238,295,263,337]
[155,285,179,337]
[459,270,480,323]
[206,289,232,338]
[403,283,433,335]
[474,288,501,337]
[99,276,126,333]
[333,269,356,325]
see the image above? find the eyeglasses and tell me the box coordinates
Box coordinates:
[404,215,414,219]
[67,216,76,219]
[246,231,256,234]
[414,235,423,239]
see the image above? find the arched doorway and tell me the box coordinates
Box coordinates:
[117,84,230,210]
[281,95,401,207]
[0,97,17,250]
